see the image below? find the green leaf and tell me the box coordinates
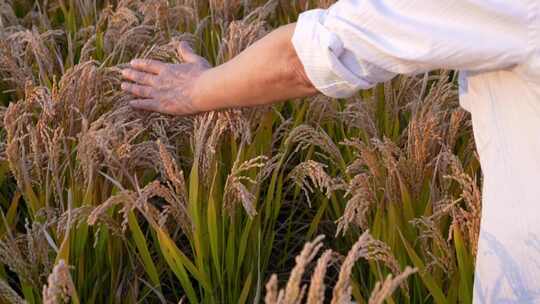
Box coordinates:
[207,170,222,280]
[351,278,366,304]
[188,157,207,272]
[236,220,253,271]
[453,225,473,304]
[55,229,71,265]
[225,219,237,285]
[307,198,328,239]
[0,192,20,238]
[238,271,253,304]
[21,282,35,304]
[156,227,199,304]
[128,211,161,290]
[399,231,448,304]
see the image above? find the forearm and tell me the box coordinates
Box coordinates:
[193,23,318,112]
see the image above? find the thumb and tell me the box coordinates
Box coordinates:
[178,41,202,64]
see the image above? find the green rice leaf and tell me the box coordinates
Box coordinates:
[128,211,161,290]
[453,224,473,304]
[399,231,448,304]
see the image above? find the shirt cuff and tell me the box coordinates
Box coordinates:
[292,9,374,98]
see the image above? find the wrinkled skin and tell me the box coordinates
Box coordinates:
[121,42,211,115]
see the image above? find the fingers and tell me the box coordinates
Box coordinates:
[129,99,197,116]
[129,99,163,113]
[178,41,204,64]
[121,82,154,98]
[121,68,156,86]
[129,59,167,74]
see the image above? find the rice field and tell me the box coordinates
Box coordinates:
[0,0,481,303]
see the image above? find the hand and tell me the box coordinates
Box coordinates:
[121,42,212,116]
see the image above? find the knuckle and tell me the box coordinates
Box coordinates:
[126,70,136,79]
[137,87,147,95]
[133,86,143,95]
[144,87,154,97]
[134,72,144,81]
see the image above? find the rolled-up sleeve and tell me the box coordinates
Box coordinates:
[292,0,532,98]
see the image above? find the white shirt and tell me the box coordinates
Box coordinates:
[292,1,540,303]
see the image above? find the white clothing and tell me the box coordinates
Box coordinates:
[292,1,540,303]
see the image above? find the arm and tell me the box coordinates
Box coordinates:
[122,0,532,114]
[196,23,318,111]
[121,23,318,115]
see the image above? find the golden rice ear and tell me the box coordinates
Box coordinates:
[368,267,417,304]
[56,206,123,242]
[0,36,35,96]
[216,19,265,63]
[209,0,243,23]
[219,108,253,143]
[141,35,198,65]
[190,112,229,187]
[157,139,187,196]
[284,124,344,166]
[305,95,338,125]
[223,153,268,218]
[156,139,192,232]
[98,4,168,65]
[87,179,188,234]
[216,0,277,63]
[264,274,280,304]
[443,152,481,256]
[287,160,335,207]
[335,173,373,235]
[0,278,26,304]
[7,29,64,86]
[331,232,370,304]
[138,0,198,35]
[87,190,136,231]
[0,218,61,291]
[264,233,413,304]
[306,249,334,304]
[42,260,78,304]
[0,0,18,27]
[264,235,326,304]
[331,230,404,304]
[283,235,325,304]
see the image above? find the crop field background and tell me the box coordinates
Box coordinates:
[0,0,482,303]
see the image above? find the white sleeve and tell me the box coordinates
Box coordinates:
[292,0,533,98]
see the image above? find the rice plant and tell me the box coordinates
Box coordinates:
[0,0,480,303]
